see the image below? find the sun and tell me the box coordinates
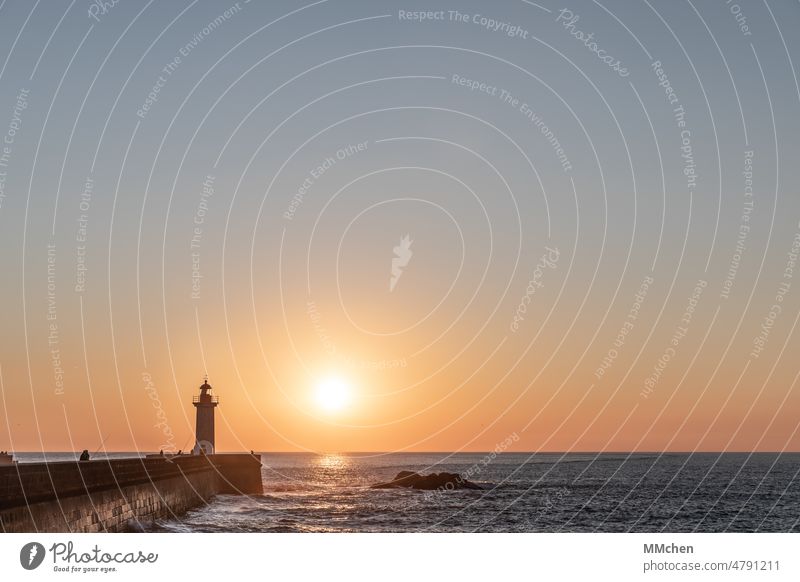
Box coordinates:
[313,377,353,413]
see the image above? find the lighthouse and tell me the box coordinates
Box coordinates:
[192,377,218,455]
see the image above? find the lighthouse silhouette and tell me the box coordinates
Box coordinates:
[192,376,218,455]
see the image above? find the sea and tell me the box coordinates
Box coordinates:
[12,452,800,532]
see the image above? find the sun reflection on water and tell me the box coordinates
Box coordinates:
[315,453,350,470]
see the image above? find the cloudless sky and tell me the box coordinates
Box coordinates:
[1,0,799,453]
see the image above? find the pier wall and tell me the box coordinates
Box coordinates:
[0,454,261,532]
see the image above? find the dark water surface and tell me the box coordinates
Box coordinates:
[138,452,800,532]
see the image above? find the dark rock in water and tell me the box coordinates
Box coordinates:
[371,471,482,491]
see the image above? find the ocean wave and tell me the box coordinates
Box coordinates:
[263,482,324,493]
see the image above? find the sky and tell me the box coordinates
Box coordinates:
[1,0,799,453]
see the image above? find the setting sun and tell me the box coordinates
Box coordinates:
[314,377,353,413]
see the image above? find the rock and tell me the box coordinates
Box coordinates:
[371,471,482,491]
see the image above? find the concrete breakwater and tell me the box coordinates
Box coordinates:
[0,454,262,532]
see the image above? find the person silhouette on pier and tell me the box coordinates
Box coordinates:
[79,450,90,461]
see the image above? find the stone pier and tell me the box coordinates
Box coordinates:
[0,454,262,532]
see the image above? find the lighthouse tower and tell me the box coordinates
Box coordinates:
[192,377,218,455]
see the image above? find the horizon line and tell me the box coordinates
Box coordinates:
[6,450,799,455]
